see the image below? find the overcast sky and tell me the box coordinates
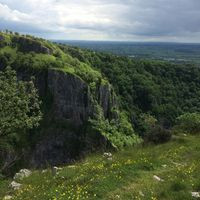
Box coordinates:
[0,0,200,42]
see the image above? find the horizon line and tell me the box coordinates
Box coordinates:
[51,39,200,45]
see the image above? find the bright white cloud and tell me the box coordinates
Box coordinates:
[0,0,200,42]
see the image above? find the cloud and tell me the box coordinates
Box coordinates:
[0,0,200,42]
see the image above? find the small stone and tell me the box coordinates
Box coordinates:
[172,161,184,167]
[3,195,12,200]
[191,192,200,198]
[139,191,145,197]
[42,169,47,173]
[103,152,112,158]
[10,181,22,190]
[14,169,31,180]
[162,164,167,168]
[52,166,62,176]
[153,175,164,182]
[103,152,113,161]
[68,165,76,168]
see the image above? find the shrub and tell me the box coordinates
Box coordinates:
[175,112,200,135]
[89,106,142,149]
[145,125,172,144]
[139,113,171,144]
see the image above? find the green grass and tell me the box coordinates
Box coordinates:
[0,135,200,200]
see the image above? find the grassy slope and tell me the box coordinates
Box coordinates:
[0,134,200,200]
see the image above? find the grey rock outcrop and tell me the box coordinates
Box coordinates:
[12,36,53,54]
[97,84,117,119]
[24,69,118,167]
[0,35,4,41]
[14,169,32,180]
[48,70,93,126]
[10,181,21,190]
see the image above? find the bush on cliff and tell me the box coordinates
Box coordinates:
[89,106,142,149]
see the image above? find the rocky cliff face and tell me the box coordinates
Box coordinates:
[12,36,53,54]
[47,70,93,126]
[0,35,4,41]
[17,68,117,167]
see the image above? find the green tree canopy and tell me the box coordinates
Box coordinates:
[175,112,200,135]
[0,67,42,151]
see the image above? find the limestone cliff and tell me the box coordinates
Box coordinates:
[17,68,117,167]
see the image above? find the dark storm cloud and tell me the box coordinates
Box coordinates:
[0,0,200,41]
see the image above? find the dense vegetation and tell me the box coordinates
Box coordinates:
[61,45,200,134]
[0,67,42,173]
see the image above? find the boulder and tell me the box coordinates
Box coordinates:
[191,192,200,198]
[10,181,21,190]
[14,169,32,180]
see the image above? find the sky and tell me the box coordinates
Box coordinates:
[0,0,200,42]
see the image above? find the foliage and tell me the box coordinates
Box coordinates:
[90,105,142,149]
[0,67,42,152]
[63,46,200,134]
[144,125,172,144]
[139,113,171,144]
[175,112,200,135]
[75,63,103,84]
[140,113,157,131]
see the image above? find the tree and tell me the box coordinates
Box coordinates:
[0,67,42,156]
[175,112,200,135]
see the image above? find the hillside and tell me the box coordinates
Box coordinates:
[60,45,200,132]
[0,31,141,169]
[1,134,200,200]
[1,31,200,169]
